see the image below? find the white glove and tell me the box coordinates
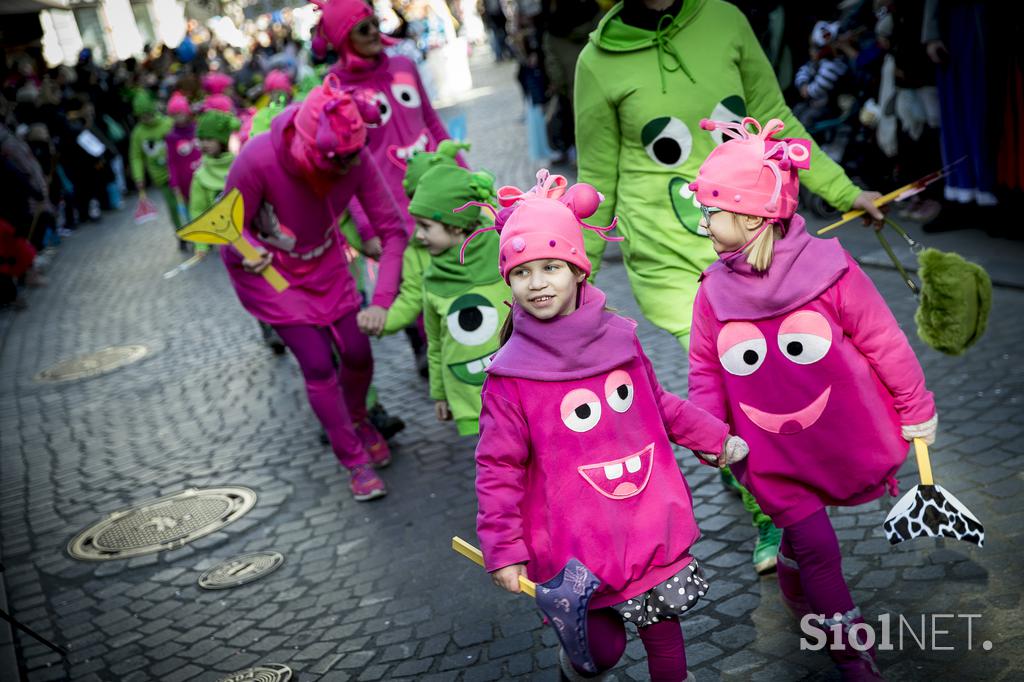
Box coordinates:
[901,413,938,445]
[721,435,749,467]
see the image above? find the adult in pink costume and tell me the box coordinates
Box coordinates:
[312,0,463,305]
[472,172,736,681]
[223,74,407,500]
[164,92,201,206]
[686,117,936,680]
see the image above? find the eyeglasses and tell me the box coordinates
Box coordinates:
[699,204,722,226]
[352,17,380,37]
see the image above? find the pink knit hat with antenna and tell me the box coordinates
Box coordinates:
[294,73,380,158]
[689,117,809,220]
[457,169,622,282]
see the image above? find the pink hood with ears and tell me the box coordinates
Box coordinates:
[201,72,233,95]
[458,169,622,281]
[689,117,808,220]
[167,91,191,116]
[293,72,380,158]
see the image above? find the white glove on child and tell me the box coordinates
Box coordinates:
[901,413,938,445]
[695,436,749,468]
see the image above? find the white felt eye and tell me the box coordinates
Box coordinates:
[391,83,421,109]
[561,389,602,433]
[604,370,634,413]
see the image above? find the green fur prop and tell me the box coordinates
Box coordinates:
[915,248,992,355]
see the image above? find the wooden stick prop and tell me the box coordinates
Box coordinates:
[176,188,289,292]
[882,438,984,546]
[451,536,535,596]
[817,158,965,235]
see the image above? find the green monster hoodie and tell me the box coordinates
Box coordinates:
[382,237,432,334]
[129,116,174,187]
[574,0,861,344]
[421,230,509,436]
[188,152,235,219]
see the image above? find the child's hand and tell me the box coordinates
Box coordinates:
[491,563,527,593]
[721,435,749,467]
[357,305,387,335]
[242,248,273,274]
[435,400,451,422]
[901,414,937,445]
[852,190,886,226]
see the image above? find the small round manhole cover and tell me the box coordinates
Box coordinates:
[68,487,257,561]
[36,345,150,383]
[199,551,285,590]
[215,663,292,682]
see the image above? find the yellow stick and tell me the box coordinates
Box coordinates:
[914,438,934,486]
[230,235,290,293]
[451,536,536,597]
[816,185,910,235]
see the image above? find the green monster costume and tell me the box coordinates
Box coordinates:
[406,164,507,436]
[189,110,240,254]
[575,0,865,573]
[128,92,179,227]
[574,0,862,347]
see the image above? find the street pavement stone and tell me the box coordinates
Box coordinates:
[2,51,1024,682]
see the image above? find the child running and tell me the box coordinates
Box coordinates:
[188,109,240,258]
[471,170,749,682]
[686,117,937,681]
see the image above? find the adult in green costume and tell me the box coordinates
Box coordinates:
[128,91,181,239]
[405,164,507,436]
[573,0,885,575]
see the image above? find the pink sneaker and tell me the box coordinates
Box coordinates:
[355,420,391,468]
[349,463,387,501]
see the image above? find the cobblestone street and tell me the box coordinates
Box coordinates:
[2,55,1023,682]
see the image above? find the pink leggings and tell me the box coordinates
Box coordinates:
[588,609,687,681]
[273,310,372,469]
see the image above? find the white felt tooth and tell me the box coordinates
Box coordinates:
[467,359,483,374]
[626,456,642,474]
[604,463,623,480]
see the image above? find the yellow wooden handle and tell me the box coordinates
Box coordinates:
[231,236,289,293]
[914,438,934,486]
[817,184,910,235]
[452,536,536,597]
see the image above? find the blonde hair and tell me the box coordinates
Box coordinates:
[733,214,784,272]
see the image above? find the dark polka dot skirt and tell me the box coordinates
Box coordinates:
[610,559,709,628]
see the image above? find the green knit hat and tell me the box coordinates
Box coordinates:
[403,140,471,197]
[196,110,241,144]
[408,165,496,231]
[132,90,157,117]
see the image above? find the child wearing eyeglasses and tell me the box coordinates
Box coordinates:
[686,117,936,681]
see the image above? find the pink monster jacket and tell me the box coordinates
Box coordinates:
[475,285,730,608]
[688,219,935,528]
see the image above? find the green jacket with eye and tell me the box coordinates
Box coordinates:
[421,231,509,436]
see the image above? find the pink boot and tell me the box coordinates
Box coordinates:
[776,551,810,618]
[824,608,885,682]
[355,419,391,467]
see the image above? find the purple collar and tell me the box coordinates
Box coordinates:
[487,284,638,381]
[699,214,848,321]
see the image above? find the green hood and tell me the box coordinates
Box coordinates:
[590,0,705,91]
[424,230,501,298]
[194,152,234,192]
[135,116,174,141]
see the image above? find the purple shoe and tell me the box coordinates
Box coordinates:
[536,559,602,675]
[349,463,387,501]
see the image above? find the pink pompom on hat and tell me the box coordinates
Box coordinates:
[167,91,191,116]
[201,72,233,95]
[457,169,622,282]
[294,73,381,158]
[202,94,234,113]
[264,69,292,94]
[689,117,809,220]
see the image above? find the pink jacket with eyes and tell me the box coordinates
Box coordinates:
[688,252,935,528]
[475,286,730,608]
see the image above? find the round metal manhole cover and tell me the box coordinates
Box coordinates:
[68,487,257,561]
[215,663,292,682]
[199,551,285,590]
[35,345,150,383]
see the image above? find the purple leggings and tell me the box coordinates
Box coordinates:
[587,609,687,681]
[273,310,372,469]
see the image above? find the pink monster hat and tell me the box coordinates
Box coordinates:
[264,69,292,94]
[689,117,809,220]
[309,0,395,62]
[167,91,191,116]
[294,73,380,158]
[202,94,234,113]
[458,169,622,282]
[201,72,233,95]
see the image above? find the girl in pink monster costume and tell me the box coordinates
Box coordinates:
[223,73,407,501]
[164,92,201,213]
[686,117,937,681]
[471,170,749,682]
